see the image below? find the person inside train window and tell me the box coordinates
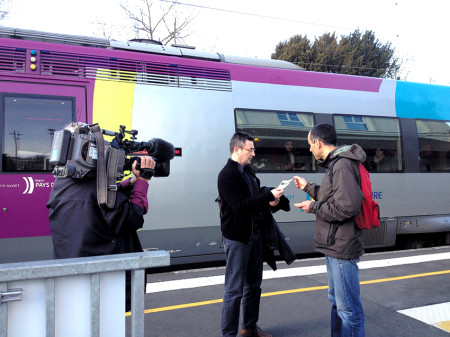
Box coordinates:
[296,162,307,171]
[252,156,279,171]
[369,148,394,172]
[419,144,434,171]
[283,140,306,171]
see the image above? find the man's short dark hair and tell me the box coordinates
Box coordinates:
[310,124,337,146]
[229,131,254,154]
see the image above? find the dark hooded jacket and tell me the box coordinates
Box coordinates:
[303,144,366,260]
[47,177,147,259]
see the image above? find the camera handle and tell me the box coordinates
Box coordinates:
[130,156,155,180]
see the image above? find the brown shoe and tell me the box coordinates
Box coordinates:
[240,326,272,337]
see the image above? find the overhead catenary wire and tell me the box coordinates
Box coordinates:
[158,0,354,31]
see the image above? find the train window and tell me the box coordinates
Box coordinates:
[334,115,403,173]
[416,119,450,172]
[1,94,74,172]
[343,116,368,131]
[235,109,315,172]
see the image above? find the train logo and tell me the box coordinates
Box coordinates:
[22,177,35,194]
[21,177,53,194]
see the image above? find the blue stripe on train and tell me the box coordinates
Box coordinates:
[395,81,450,120]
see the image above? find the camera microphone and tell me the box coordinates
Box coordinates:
[148,138,175,161]
[130,138,175,178]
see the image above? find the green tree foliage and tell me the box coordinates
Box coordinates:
[272,29,400,78]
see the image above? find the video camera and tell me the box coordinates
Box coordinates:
[49,123,175,208]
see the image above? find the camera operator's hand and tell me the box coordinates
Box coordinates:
[131,156,156,183]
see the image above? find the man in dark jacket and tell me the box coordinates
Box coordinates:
[294,124,366,337]
[47,156,155,311]
[218,131,284,337]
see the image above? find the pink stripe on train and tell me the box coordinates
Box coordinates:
[229,64,383,92]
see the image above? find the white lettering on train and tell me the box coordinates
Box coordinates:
[35,182,50,188]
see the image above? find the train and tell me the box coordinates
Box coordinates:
[0,27,449,266]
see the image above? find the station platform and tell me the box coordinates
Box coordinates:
[132,246,450,336]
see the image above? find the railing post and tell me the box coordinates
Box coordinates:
[0,282,7,337]
[131,269,145,337]
[45,278,55,337]
[90,273,100,337]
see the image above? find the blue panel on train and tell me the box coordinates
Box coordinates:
[395,81,450,120]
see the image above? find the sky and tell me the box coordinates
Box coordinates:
[2,0,449,86]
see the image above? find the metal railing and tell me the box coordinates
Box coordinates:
[0,251,170,337]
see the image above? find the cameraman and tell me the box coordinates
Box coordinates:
[47,156,155,258]
[47,156,155,310]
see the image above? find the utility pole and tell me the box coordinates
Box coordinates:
[9,130,22,168]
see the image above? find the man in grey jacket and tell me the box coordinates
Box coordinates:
[294,123,366,337]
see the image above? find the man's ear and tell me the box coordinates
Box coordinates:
[314,139,321,148]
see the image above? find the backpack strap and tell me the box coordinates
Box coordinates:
[329,156,360,186]
[90,124,108,208]
[91,124,116,209]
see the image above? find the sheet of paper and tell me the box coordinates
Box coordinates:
[277,179,293,190]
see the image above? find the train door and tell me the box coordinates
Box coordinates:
[0,82,86,243]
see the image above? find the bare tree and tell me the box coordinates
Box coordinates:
[0,0,11,21]
[96,20,114,41]
[120,0,198,46]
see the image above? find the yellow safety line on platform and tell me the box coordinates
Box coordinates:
[436,320,450,332]
[125,269,450,316]
[360,269,450,285]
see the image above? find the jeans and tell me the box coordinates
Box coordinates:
[326,255,365,337]
[221,229,264,337]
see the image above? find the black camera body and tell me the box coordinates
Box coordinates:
[50,123,174,180]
